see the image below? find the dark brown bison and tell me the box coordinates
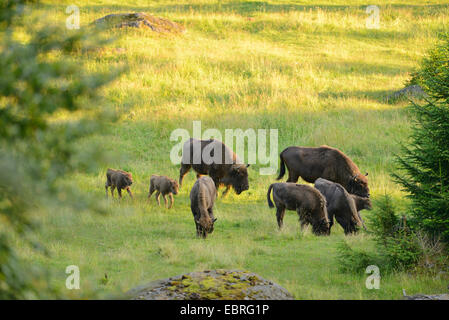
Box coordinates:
[105,168,133,199]
[148,175,179,209]
[179,138,249,195]
[314,178,363,234]
[190,176,218,238]
[267,182,330,235]
[277,145,369,198]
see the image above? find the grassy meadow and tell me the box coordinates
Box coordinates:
[15,0,449,299]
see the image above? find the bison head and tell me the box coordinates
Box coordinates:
[124,173,133,186]
[350,173,369,198]
[312,219,330,236]
[170,180,179,195]
[227,164,250,195]
[360,197,372,210]
[196,217,217,238]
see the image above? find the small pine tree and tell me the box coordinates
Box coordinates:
[368,195,399,245]
[393,35,449,244]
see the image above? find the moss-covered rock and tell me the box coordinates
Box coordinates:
[127,269,294,300]
[92,12,186,34]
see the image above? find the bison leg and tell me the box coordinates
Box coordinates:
[179,164,191,187]
[155,191,161,206]
[110,185,116,198]
[117,187,122,199]
[168,193,174,209]
[287,172,299,183]
[337,217,354,235]
[327,211,335,229]
[358,212,367,231]
[221,185,231,198]
[195,221,206,238]
[211,176,221,191]
[126,186,133,199]
[163,194,168,208]
[300,220,309,232]
[148,184,155,200]
[276,206,286,229]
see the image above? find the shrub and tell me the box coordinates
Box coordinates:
[336,241,379,274]
[337,195,446,273]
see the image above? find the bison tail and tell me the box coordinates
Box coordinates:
[276,153,286,180]
[267,184,275,208]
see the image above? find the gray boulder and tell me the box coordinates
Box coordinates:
[388,84,427,103]
[127,269,294,300]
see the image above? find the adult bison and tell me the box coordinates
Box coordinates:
[267,182,330,235]
[277,145,369,198]
[179,138,249,195]
[190,176,218,238]
[314,178,363,234]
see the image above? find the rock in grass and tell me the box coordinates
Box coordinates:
[403,293,449,300]
[127,269,294,300]
[387,84,427,103]
[92,12,186,34]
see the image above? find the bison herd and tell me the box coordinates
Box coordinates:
[105,138,372,238]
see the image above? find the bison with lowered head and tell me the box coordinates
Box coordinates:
[267,182,330,235]
[105,168,133,199]
[148,175,179,209]
[314,178,364,234]
[179,138,250,195]
[277,145,369,198]
[190,176,217,238]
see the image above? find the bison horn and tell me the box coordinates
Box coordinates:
[246,164,250,168]
[213,218,217,223]
[365,172,368,176]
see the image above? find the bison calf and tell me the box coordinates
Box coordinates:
[105,168,133,199]
[148,175,179,209]
[267,182,330,236]
[190,176,218,238]
[314,178,363,234]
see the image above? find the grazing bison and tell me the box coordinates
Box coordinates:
[314,178,363,234]
[179,138,250,195]
[105,168,133,199]
[148,175,179,209]
[277,145,370,198]
[190,176,218,238]
[267,182,330,235]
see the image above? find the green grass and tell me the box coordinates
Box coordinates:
[16,0,449,299]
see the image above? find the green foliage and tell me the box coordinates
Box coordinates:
[410,34,449,103]
[368,195,422,271]
[393,36,449,244]
[338,195,426,273]
[382,231,421,270]
[0,0,122,298]
[368,194,399,243]
[336,241,378,274]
